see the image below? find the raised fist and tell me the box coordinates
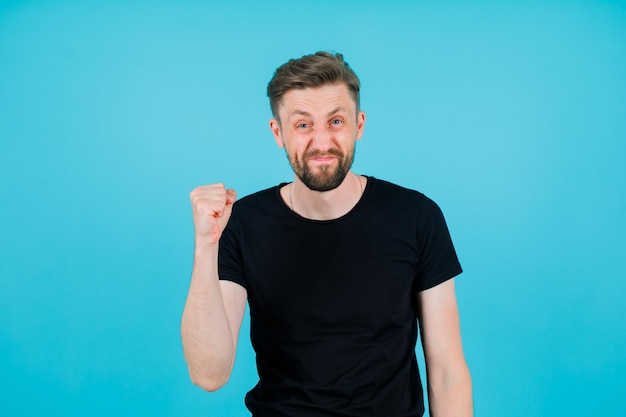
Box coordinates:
[190,183,237,245]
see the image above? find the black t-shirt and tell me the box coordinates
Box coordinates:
[219,177,462,417]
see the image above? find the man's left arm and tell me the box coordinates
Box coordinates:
[418,278,473,417]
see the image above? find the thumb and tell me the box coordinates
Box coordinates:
[226,188,237,205]
[220,189,237,224]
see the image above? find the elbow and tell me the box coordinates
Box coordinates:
[182,347,235,392]
[193,378,225,393]
[189,370,230,392]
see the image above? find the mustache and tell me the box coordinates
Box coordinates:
[303,148,343,159]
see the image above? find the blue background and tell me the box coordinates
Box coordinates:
[1,1,625,415]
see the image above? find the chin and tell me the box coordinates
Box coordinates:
[302,170,348,192]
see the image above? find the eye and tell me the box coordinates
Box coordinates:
[330,118,343,125]
[297,123,309,129]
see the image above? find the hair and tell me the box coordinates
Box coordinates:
[267,51,361,119]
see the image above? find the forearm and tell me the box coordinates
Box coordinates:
[181,243,235,391]
[427,365,473,417]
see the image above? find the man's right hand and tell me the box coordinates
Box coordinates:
[183,183,246,392]
[190,183,237,245]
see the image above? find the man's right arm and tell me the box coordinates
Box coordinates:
[181,184,247,391]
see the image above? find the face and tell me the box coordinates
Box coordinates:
[270,83,366,192]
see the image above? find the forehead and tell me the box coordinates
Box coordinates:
[278,83,356,118]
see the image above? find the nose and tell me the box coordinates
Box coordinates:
[311,125,334,152]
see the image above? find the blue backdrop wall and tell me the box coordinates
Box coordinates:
[1,1,625,416]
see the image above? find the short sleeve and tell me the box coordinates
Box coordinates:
[414,197,463,291]
[218,207,248,289]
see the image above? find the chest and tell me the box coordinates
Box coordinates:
[239,217,420,337]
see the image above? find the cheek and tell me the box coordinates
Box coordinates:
[286,135,309,151]
[283,141,301,160]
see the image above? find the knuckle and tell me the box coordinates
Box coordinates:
[190,183,229,211]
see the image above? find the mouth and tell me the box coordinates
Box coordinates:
[309,156,337,163]
[304,149,342,163]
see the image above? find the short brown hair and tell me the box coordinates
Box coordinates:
[267,51,361,119]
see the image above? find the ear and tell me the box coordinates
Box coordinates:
[355,111,366,141]
[269,118,284,148]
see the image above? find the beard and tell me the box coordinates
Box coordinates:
[287,146,355,192]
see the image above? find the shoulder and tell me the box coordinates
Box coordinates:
[227,184,288,228]
[367,177,438,211]
[231,184,286,212]
[364,177,450,231]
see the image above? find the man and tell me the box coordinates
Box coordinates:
[182,51,473,417]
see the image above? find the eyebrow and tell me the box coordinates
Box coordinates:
[290,107,347,119]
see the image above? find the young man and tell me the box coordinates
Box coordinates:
[182,51,473,417]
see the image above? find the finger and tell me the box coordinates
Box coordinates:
[226,189,237,205]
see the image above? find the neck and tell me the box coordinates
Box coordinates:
[285,171,365,221]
